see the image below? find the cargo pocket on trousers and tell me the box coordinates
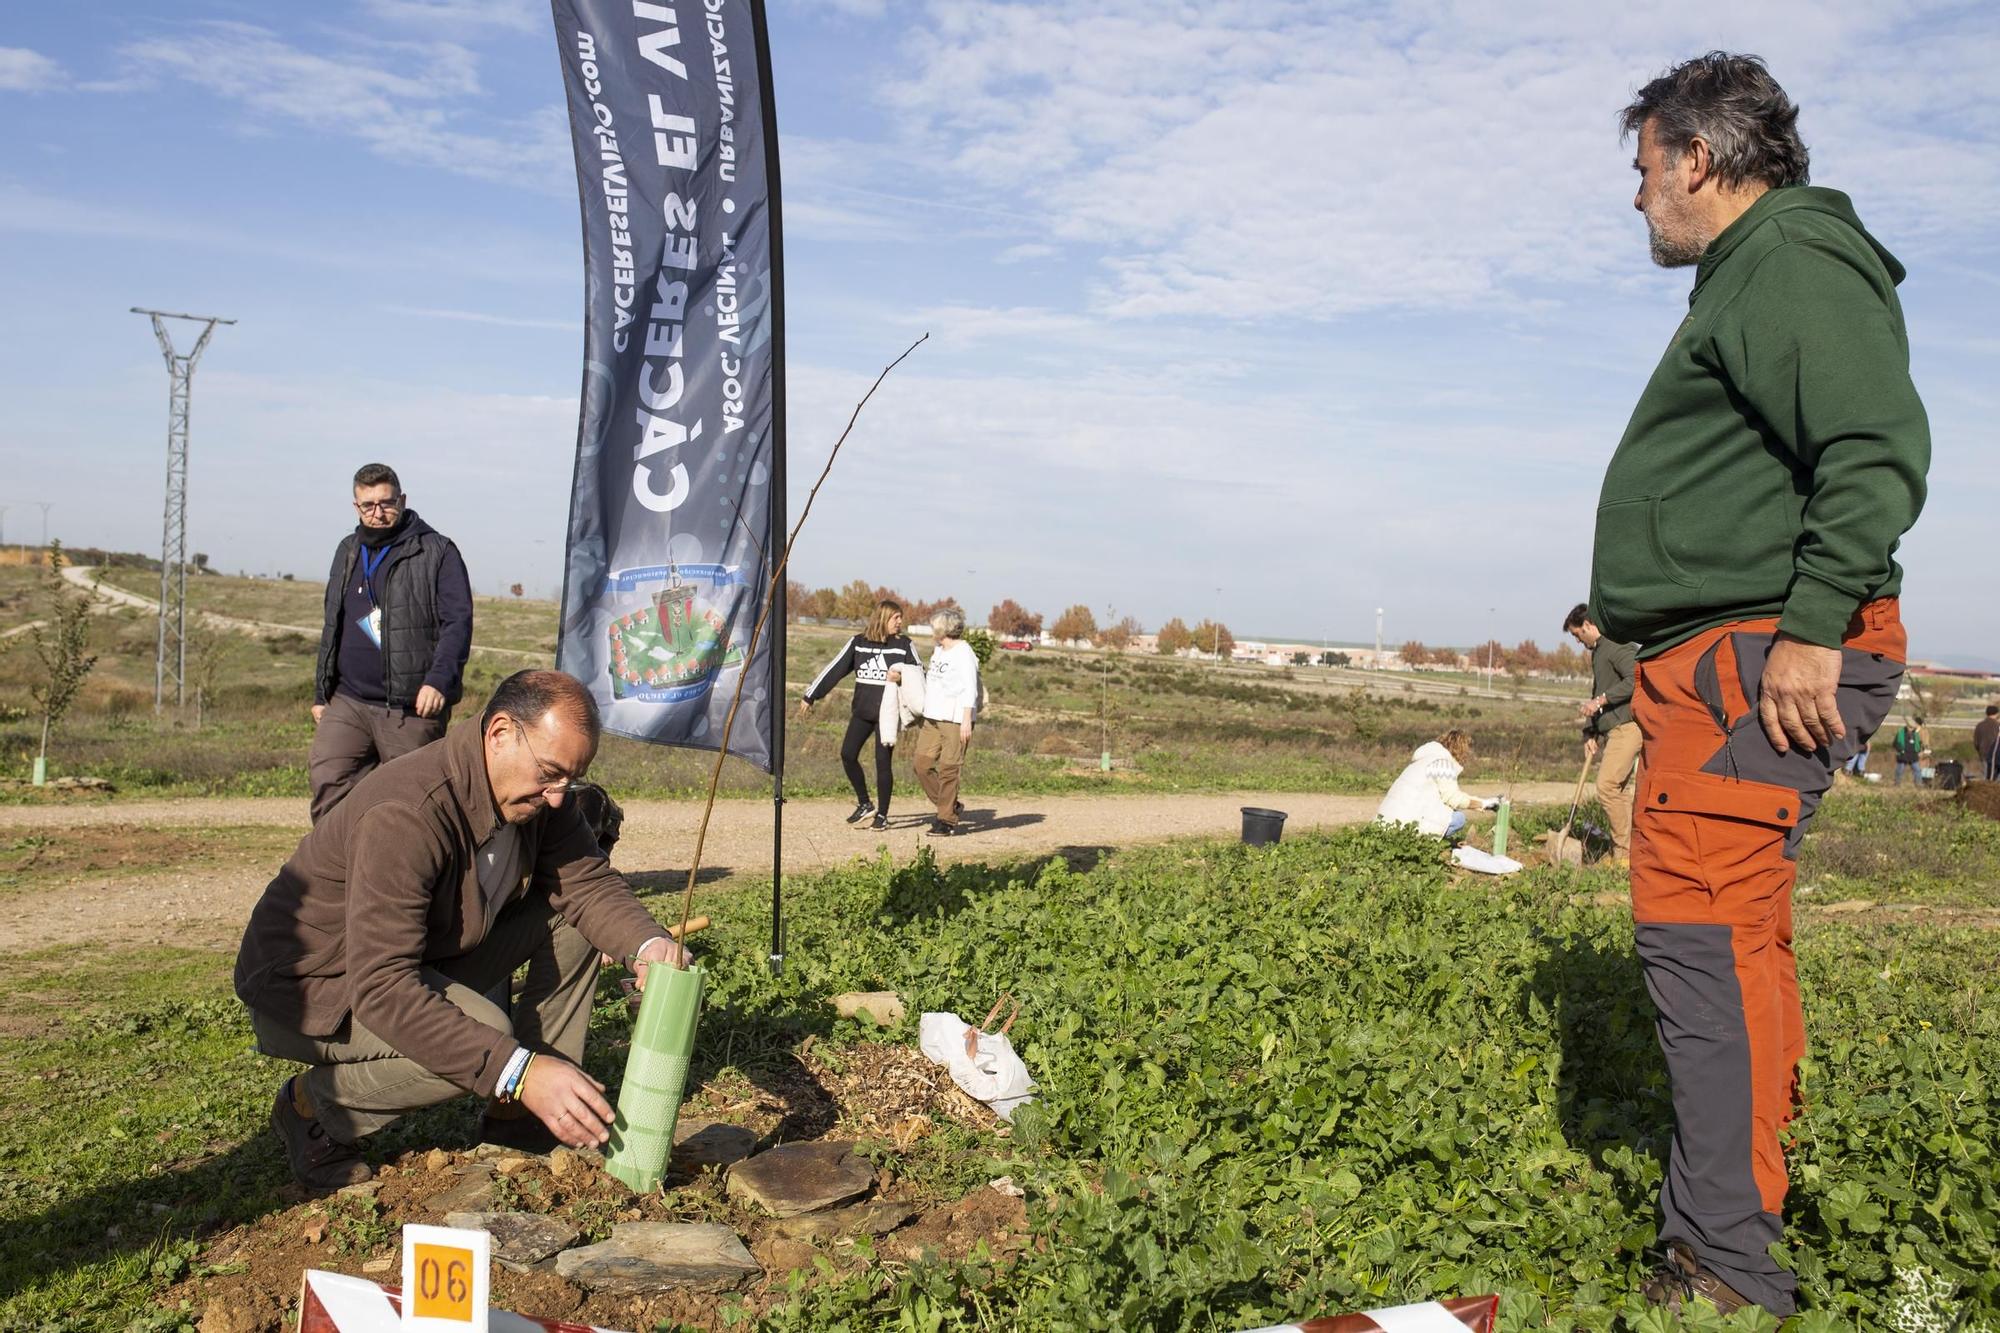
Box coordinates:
[1636,768,1799,915]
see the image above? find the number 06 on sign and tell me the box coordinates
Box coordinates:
[400,1223,489,1332]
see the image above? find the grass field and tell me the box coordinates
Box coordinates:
[3,568,1606,802]
[0,780,1993,1330]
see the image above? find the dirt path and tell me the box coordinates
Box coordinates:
[0,785,1574,953]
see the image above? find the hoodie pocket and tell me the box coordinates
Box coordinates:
[1594,495,1703,609]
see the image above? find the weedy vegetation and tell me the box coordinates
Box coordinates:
[1,787,1992,1330]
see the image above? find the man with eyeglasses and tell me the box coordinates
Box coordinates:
[309,462,475,821]
[236,670,689,1188]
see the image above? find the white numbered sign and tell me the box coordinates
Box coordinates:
[399,1223,489,1333]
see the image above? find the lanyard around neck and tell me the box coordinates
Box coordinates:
[358,544,391,605]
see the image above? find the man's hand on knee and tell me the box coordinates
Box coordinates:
[519,1056,617,1149]
[1759,634,1846,756]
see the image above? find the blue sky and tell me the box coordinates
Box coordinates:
[1,1,1995,663]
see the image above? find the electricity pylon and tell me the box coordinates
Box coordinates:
[133,308,235,711]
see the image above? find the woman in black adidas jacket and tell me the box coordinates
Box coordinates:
[799,600,917,830]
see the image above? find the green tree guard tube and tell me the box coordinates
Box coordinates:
[604,962,705,1192]
[1492,797,1511,858]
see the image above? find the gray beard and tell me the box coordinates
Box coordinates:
[1648,220,1706,268]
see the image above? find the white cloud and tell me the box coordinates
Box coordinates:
[997,242,1056,263]
[881,0,2000,320]
[384,305,575,331]
[359,0,543,31]
[117,22,571,193]
[0,46,63,91]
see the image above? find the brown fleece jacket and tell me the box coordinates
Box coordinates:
[235,718,663,1098]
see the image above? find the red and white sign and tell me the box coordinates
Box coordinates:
[297,1269,626,1333]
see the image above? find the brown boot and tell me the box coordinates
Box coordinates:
[1639,1242,1754,1315]
[271,1077,372,1191]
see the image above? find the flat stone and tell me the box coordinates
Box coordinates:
[726,1141,873,1218]
[427,1165,495,1216]
[493,1155,534,1177]
[555,1222,758,1294]
[361,1256,394,1274]
[547,1147,580,1180]
[770,1200,918,1242]
[337,1181,381,1200]
[424,1149,452,1172]
[672,1119,759,1169]
[758,1237,819,1276]
[445,1211,581,1272]
[830,991,906,1026]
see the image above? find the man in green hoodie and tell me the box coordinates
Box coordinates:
[1588,53,1929,1317]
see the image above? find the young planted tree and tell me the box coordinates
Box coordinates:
[27,542,99,783]
[1050,604,1098,645]
[186,615,230,729]
[1155,617,1193,655]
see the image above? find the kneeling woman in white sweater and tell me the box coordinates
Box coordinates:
[1376,729,1496,838]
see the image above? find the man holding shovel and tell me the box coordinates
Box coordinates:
[236,670,689,1190]
[1563,604,1640,867]
[1591,54,1929,1315]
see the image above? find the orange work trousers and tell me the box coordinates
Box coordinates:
[1629,599,1904,1316]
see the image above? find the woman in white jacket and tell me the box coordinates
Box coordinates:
[909,607,980,836]
[1375,729,1497,838]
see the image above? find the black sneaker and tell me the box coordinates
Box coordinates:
[845,801,875,825]
[271,1079,372,1191]
[869,814,889,830]
[928,820,959,837]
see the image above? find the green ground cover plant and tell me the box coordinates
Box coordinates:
[1,800,1991,1330]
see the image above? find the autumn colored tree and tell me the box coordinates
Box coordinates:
[1094,615,1142,651]
[1510,639,1544,673]
[1191,619,1235,658]
[834,578,876,621]
[509,583,525,599]
[987,599,1043,638]
[1399,640,1430,669]
[1471,639,1508,675]
[804,587,839,619]
[1548,644,1585,677]
[1050,604,1098,644]
[1155,618,1193,654]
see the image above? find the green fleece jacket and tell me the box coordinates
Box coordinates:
[1589,186,1930,657]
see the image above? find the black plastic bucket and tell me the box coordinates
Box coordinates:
[1935,760,1963,792]
[1240,807,1287,846]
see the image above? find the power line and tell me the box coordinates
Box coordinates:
[133,307,235,712]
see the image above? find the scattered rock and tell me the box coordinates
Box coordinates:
[301,1217,328,1245]
[555,1222,758,1294]
[494,1155,534,1177]
[547,1147,580,1180]
[727,1141,873,1218]
[445,1211,581,1272]
[338,1181,381,1200]
[425,1149,452,1172]
[198,1295,264,1333]
[672,1120,759,1169]
[988,1176,1025,1198]
[427,1165,496,1215]
[1818,899,1877,914]
[830,991,906,1026]
[362,1256,395,1274]
[616,1208,643,1223]
[757,1237,819,1276]
[770,1200,918,1242]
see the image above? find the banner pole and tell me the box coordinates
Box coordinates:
[755,0,788,977]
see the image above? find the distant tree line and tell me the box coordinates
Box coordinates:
[1398,638,1586,676]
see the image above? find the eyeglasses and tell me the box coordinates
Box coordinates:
[512,720,584,794]
[354,497,403,514]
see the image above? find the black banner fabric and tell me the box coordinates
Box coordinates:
[551,0,784,770]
